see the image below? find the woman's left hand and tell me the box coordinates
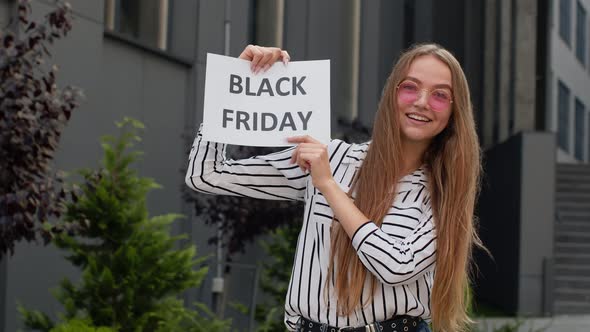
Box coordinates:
[287,136,335,192]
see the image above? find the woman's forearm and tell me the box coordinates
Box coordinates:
[318,180,370,238]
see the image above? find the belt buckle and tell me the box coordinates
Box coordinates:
[364,323,378,332]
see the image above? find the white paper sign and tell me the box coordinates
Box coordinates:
[202,53,331,146]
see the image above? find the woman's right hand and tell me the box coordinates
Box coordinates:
[238,45,290,74]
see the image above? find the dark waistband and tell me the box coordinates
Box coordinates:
[297,315,422,332]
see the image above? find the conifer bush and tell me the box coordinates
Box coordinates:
[19,118,230,332]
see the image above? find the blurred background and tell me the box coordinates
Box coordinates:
[1,0,589,331]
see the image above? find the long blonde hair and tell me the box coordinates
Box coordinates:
[327,44,483,332]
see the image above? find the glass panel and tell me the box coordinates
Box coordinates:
[576,1,586,64]
[558,80,570,151]
[104,0,169,51]
[560,0,572,45]
[574,98,585,160]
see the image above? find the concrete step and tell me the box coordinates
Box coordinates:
[553,300,590,315]
[555,253,590,265]
[557,211,590,220]
[556,192,590,202]
[555,232,590,243]
[554,287,590,303]
[554,275,590,289]
[555,242,590,254]
[557,163,590,172]
[557,182,590,192]
[555,201,590,212]
[556,174,590,183]
[476,315,590,332]
[555,264,590,277]
[555,221,590,232]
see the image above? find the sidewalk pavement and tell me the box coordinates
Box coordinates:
[476,315,590,332]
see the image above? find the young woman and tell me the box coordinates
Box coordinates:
[186,44,482,332]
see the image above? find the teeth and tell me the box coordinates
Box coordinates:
[407,114,430,122]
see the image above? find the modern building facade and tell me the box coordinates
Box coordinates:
[0,0,588,331]
[549,0,590,163]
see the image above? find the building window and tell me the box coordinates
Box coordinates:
[560,0,572,46]
[558,80,571,151]
[576,1,587,64]
[104,0,170,51]
[574,98,586,160]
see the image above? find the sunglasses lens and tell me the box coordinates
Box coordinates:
[398,81,452,112]
[398,82,419,104]
[429,91,452,112]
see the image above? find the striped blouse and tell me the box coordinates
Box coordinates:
[185,127,437,330]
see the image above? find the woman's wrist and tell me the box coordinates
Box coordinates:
[316,178,340,196]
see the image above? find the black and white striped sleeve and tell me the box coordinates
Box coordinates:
[185,125,309,201]
[351,199,437,286]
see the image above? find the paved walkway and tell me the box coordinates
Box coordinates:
[475,315,590,332]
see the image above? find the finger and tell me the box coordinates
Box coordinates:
[287,135,320,144]
[295,151,308,172]
[257,50,274,73]
[298,147,324,155]
[269,47,282,65]
[239,44,255,61]
[290,146,299,164]
[300,153,320,168]
[250,46,265,72]
[281,50,291,65]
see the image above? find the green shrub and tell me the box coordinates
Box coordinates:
[19,118,230,332]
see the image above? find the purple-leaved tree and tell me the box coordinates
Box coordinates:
[0,0,83,258]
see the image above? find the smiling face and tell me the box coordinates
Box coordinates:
[396,55,453,146]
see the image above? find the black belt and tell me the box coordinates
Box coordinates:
[297,315,422,332]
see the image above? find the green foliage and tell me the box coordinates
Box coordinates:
[253,222,300,332]
[19,118,230,332]
[49,318,115,332]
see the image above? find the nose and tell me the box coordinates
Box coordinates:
[413,89,429,108]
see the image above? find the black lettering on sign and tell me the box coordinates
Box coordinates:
[229,75,242,94]
[221,109,313,132]
[228,75,307,96]
[262,113,277,131]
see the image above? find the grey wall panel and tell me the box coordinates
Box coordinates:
[229,0,252,57]
[358,1,381,127]
[169,0,198,59]
[283,0,309,60]
[33,0,104,23]
[97,38,144,143]
[413,0,434,43]
[518,132,555,315]
[4,242,81,332]
[140,55,188,228]
[378,0,404,91]
[0,260,3,332]
[196,0,225,63]
[476,133,522,313]
[0,0,13,28]
[476,131,556,316]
